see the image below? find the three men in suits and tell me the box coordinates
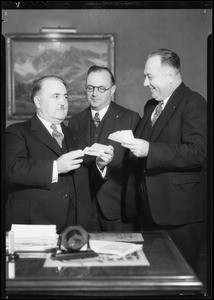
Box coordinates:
[123,49,207,274]
[6,75,113,233]
[68,66,140,232]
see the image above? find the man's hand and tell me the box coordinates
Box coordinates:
[96,145,114,169]
[56,150,84,174]
[122,139,149,157]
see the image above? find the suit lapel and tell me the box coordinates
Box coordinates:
[135,102,156,138]
[150,83,186,141]
[62,123,80,151]
[31,115,63,156]
[79,108,91,146]
[98,102,122,144]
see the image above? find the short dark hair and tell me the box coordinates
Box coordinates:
[148,49,181,72]
[31,75,67,102]
[87,65,115,85]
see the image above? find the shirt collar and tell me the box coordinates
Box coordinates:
[36,114,63,135]
[91,105,110,121]
[161,95,171,109]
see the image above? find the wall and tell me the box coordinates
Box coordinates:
[2,8,212,127]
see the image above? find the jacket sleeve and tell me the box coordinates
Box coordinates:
[6,125,53,188]
[147,92,207,170]
[131,112,141,133]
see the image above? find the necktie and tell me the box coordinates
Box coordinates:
[151,101,164,126]
[50,124,64,147]
[93,112,101,127]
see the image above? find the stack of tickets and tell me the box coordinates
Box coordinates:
[108,130,135,146]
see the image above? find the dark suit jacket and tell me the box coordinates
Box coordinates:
[6,115,99,233]
[68,102,140,220]
[126,82,207,226]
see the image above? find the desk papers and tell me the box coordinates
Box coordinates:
[44,235,150,268]
[7,224,58,252]
[90,232,143,242]
[87,240,142,257]
[83,143,111,156]
[44,249,150,267]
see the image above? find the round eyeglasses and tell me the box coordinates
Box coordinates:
[85,85,113,93]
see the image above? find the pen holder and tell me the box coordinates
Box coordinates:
[7,231,19,260]
[7,252,19,261]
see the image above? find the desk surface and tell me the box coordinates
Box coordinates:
[5,231,202,298]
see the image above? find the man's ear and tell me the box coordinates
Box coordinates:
[168,70,176,84]
[111,85,116,96]
[33,96,41,108]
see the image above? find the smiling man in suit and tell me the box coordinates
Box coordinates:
[68,66,140,232]
[6,75,113,234]
[123,49,207,274]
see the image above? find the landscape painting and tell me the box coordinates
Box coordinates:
[5,34,114,119]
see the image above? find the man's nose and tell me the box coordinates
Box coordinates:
[92,87,99,96]
[57,96,67,106]
[144,77,149,87]
[60,96,67,102]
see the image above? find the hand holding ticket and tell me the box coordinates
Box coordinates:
[108,130,136,148]
[121,138,150,157]
[83,143,112,156]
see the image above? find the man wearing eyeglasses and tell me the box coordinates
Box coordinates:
[68,65,140,232]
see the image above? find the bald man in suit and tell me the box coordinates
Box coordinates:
[6,75,113,233]
[124,49,207,274]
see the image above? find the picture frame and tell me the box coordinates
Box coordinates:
[5,33,114,120]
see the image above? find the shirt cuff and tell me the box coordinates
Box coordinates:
[52,161,58,183]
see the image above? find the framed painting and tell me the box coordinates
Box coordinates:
[5,33,114,119]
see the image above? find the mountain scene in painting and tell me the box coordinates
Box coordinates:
[13,46,108,117]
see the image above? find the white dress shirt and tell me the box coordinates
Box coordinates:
[37,115,62,183]
[91,105,110,121]
[91,105,110,177]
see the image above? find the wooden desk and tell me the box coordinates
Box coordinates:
[5,231,202,298]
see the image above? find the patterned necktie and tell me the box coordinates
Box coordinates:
[151,101,164,126]
[93,112,101,127]
[50,124,64,147]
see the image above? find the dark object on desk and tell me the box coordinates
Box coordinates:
[52,225,96,260]
[60,225,89,251]
[51,250,98,260]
